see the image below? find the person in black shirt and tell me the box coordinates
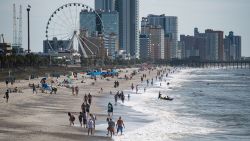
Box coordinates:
[4,90,9,103]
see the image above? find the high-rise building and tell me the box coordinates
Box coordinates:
[204,31,219,61]
[180,35,197,59]
[80,9,119,59]
[140,24,165,60]
[115,0,139,59]
[165,16,178,59]
[149,26,165,60]
[95,0,115,11]
[139,34,151,60]
[98,11,119,59]
[224,31,241,61]
[205,29,224,61]
[80,10,97,37]
[180,34,206,60]
[164,36,171,60]
[144,14,178,59]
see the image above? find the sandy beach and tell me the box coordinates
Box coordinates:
[0,67,159,141]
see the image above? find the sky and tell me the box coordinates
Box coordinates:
[0,0,249,56]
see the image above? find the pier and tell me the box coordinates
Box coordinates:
[169,60,250,69]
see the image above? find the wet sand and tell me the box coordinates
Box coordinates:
[0,67,158,141]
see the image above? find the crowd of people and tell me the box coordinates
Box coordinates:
[4,66,173,137]
[106,116,125,137]
[114,91,125,104]
[67,92,96,135]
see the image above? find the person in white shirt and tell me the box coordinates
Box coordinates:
[88,118,94,135]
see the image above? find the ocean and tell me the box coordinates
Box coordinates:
[113,68,250,141]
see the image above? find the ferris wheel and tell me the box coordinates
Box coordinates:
[45,3,104,58]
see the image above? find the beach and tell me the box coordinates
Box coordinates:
[1,66,249,141]
[0,67,159,141]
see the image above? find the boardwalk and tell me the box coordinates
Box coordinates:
[169,60,250,69]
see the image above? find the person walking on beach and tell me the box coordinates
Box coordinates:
[75,86,79,96]
[108,102,113,116]
[67,112,75,126]
[5,80,8,87]
[81,102,86,113]
[117,81,119,87]
[88,93,92,105]
[90,113,96,129]
[107,118,115,137]
[116,116,125,135]
[78,112,83,127]
[3,90,9,103]
[131,83,134,91]
[84,94,88,103]
[87,118,94,135]
[72,86,75,95]
[86,103,90,114]
[82,111,87,128]
[32,83,37,94]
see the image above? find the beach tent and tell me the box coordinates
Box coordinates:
[87,70,102,76]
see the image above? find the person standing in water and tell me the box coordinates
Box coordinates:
[114,94,118,104]
[158,91,162,99]
[131,83,134,91]
[116,116,125,135]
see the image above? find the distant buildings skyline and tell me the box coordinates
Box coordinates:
[0,0,249,57]
[224,31,241,61]
[39,0,243,62]
[141,14,178,59]
[180,28,241,61]
[40,0,242,61]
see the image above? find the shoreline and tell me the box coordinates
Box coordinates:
[0,66,160,141]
